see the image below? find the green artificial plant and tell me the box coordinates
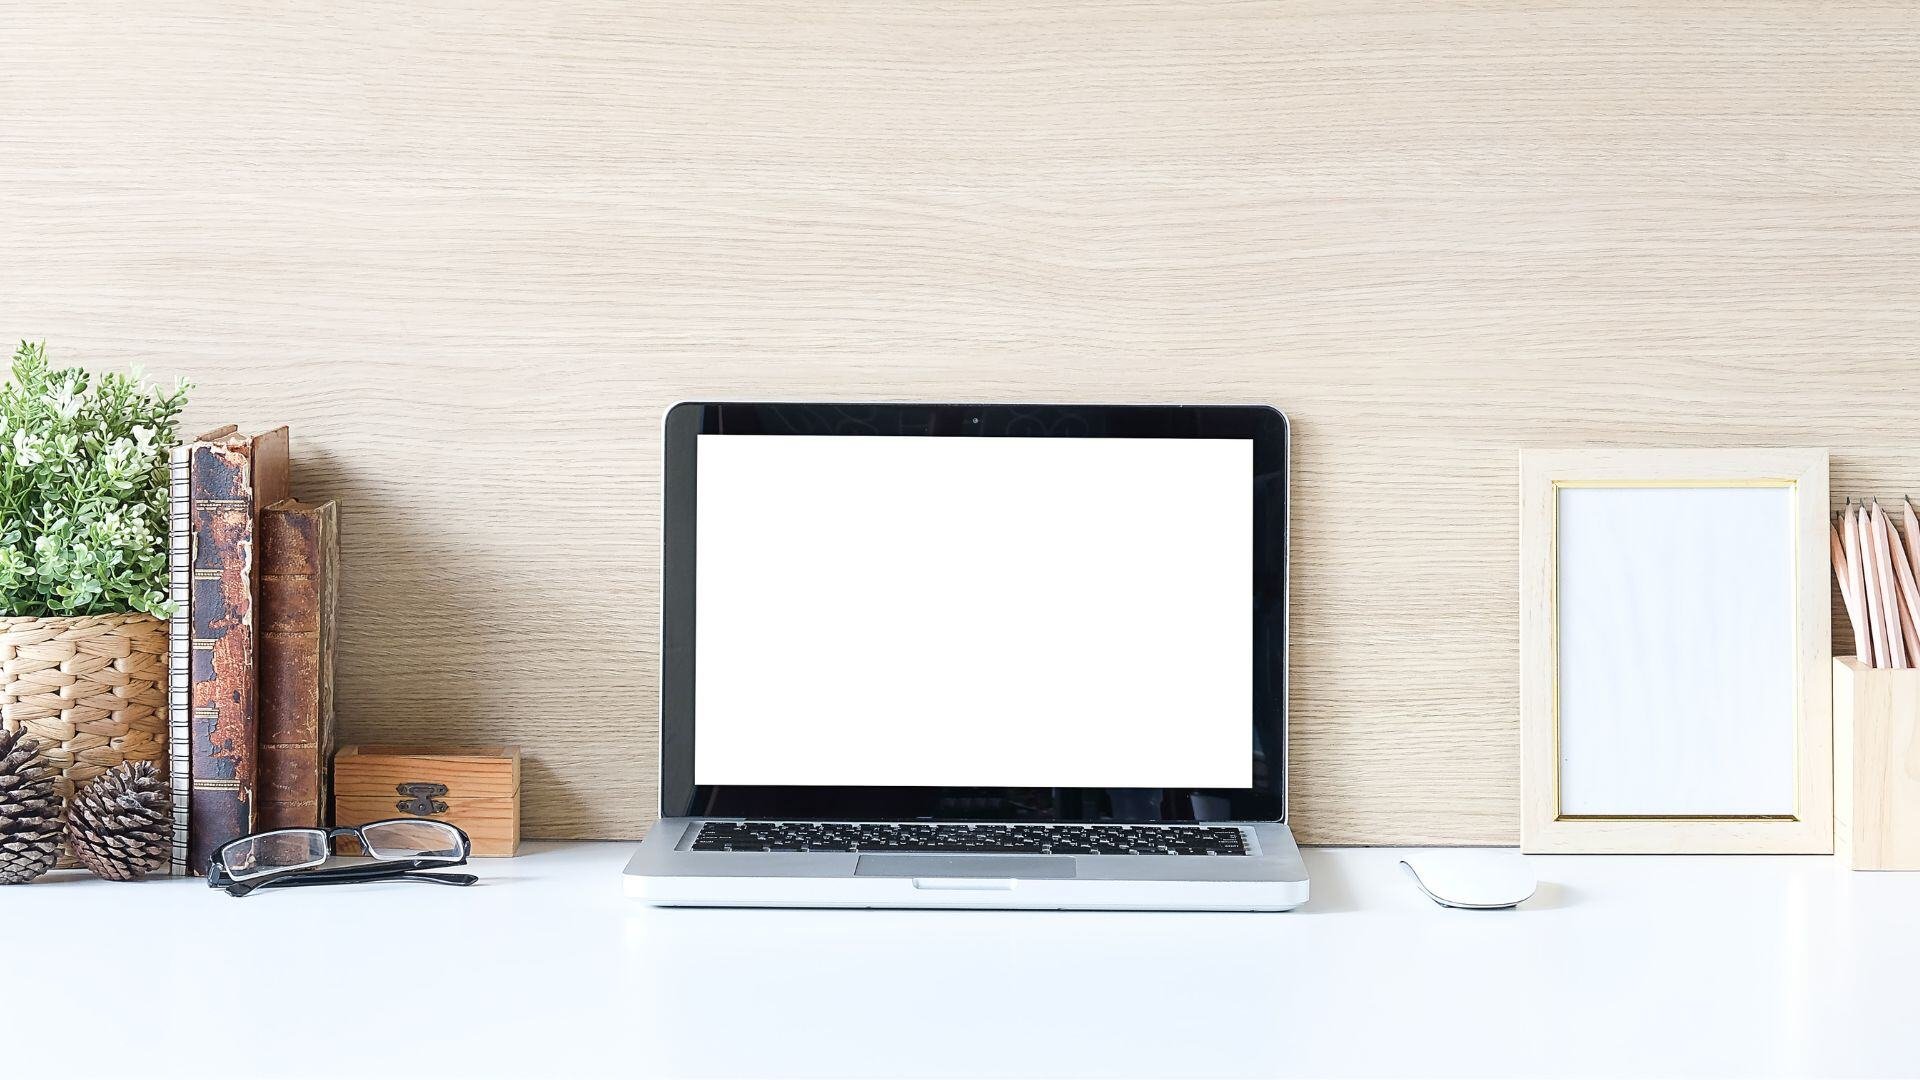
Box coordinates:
[0,342,189,617]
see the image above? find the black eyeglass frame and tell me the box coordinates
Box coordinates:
[207,820,475,897]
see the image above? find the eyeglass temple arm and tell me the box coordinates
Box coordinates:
[226,865,476,897]
[260,868,478,890]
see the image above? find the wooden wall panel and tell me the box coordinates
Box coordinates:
[2,2,1914,843]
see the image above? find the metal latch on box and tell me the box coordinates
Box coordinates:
[395,782,450,816]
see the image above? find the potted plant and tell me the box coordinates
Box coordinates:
[0,341,188,826]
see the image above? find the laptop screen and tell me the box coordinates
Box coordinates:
[692,433,1253,790]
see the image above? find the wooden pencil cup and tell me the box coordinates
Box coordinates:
[1834,658,1920,870]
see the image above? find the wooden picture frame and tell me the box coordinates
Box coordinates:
[1519,449,1832,854]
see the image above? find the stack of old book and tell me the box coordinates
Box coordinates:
[167,425,339,876]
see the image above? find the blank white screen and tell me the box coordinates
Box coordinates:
[694,434,1252,788]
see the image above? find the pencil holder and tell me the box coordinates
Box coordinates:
[1834,657,1920,870]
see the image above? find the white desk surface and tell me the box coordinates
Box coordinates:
[18,842,1918,1079]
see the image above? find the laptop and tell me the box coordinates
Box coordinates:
[623,402,1309,910]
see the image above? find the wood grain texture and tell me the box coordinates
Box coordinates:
[1835,657,1920,864]
[335,744,520,856]
[2,2,1916,842]
[1834,658,1920,870]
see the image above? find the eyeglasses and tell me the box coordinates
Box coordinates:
[207,819,477,898]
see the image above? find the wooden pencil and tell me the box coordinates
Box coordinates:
[1871,502,1908,668]
[1890,508,1920,667]
[1904,497,1920,592]
[1859,502,1892,668]
[1831,515,1856,615]
[1834,514,1869,663]
[1845,502,1876,667]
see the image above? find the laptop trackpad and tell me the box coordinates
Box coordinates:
[854,855,1077,879]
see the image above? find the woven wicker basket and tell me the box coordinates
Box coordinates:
[1,613,168,865]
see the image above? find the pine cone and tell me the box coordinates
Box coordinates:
[66,759,171,881]
[0,727,64,884]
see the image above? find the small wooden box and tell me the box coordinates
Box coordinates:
[333,745,520,857]
[1834,659,1920,871]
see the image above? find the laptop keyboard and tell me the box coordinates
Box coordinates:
[689,821,1251,856]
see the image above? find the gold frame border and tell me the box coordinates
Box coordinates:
[1548,477,1803,823]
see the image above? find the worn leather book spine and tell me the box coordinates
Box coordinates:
[187,427,290,874]
[256,499,338,831]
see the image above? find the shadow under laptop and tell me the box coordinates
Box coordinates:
[1294,847,1360,914]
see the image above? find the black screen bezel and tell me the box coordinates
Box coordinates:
[660,402,1288,824]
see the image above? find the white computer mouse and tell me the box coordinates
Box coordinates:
[1400,849,1537,909]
